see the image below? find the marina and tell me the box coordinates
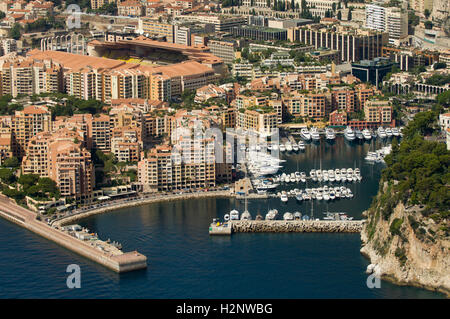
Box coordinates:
[0,134,440,298]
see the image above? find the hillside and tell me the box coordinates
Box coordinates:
[360,108,450,296]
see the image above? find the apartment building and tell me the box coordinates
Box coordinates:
[331,87,355,113]
[21,128,94,200]
[207,40,237,65]
[365,4,408,45]
[111,126,142,163]
[0,58,63,97]
[117,0,144,17]
[288,24,388,62]
[12,105,51,158]
[138,139,216,192]
[138,18,174,42]
[178,15,247,32]
[0,122,15,162]
[282,92,329,119]
[90,0,117,10]
[91,114,111,152]
[364,99,392,124]
[236,108,278,136]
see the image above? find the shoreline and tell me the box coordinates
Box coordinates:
[54,190,232,227]
[0,195,147,273]
[359,250,450,298]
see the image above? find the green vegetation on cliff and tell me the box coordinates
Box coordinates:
[366,95,449,253]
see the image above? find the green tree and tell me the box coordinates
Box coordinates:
[9,23,22,40]
[0,168,16,184]
[2,157,19,168]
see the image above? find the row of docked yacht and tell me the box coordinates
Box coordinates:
[277,186,354,202]
[365,144,392,163]
[309,168,362,183]
[276,140,306,152]
[300,127,337,141]
[273,172,307,184]
[377,127,401,139]
[246,151,286,177]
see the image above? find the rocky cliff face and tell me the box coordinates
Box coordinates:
[361,182,450,297]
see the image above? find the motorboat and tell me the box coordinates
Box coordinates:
[325,128,336,140]
[377,127,387,139]
[229,209,239,220]
[355,129,364,140]
[295,193,303,202]
[392,127,400,137]
[283,212,294,221]
[279,144,286,152]
[300,128,311,141]
[265,209,278,220]
[362,129,372,140]
[385,127,393,137]
[310,127,320,141]
[240,211,252,220]
[292,144,299,152]
[344,127,356,141]
[298,140,306,150]
[280,194,288,203]
[285,142,293,152]
[294,212,302,220]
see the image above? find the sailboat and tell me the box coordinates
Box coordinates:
[240,190,251,220]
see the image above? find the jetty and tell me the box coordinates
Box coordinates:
[209,220,364,235]
[0,195,147,273]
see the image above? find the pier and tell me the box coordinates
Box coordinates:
[0,195,147,273]
[209,220,365,235]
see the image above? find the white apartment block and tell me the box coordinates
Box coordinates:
[365,4,408,45]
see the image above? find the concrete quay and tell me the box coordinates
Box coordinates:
[0,195,147,273]
[231,220,365,233]
[54,190,231,227]
[209,220,365,235]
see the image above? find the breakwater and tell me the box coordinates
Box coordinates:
[230,220,364,233]
[0,195,147,273]
[54,190,231,227]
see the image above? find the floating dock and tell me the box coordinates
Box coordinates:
[209,222,232,235]
[0,195,147,273]
[209,220,365,235]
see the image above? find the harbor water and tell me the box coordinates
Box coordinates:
[0,137,444,298]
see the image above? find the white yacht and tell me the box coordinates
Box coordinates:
[392,127,400,137]
[325,128,336,140]
[377,127,387,139]
[280,193,288,203]
[355,129,364,140]
[294,212,302,220]
[310,127,320,141]
[300,128,311,141]
[292,144,299,152]
[362,129,372,140]
[283,212,294,221]
[279,144,286,152]
[344,127,356,141]
[298,140,306,151]
[285,142,293,152]
[240,211,252,220]
[229,209,239,220]
[265,209,278,220]
[385,127,393,137]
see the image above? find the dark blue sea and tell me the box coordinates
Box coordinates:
[0,137,444,298]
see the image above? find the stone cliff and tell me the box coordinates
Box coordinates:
[361,182,450,297]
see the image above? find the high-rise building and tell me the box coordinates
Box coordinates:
[365,4,408,45]
[288,24,388,62]
[351,57,397,88]
[12,105,52,158]
[138,139,217,192]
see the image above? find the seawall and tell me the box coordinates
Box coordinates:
[0,195,147,273]
[54,190,231,227]
[230,220,365,233]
